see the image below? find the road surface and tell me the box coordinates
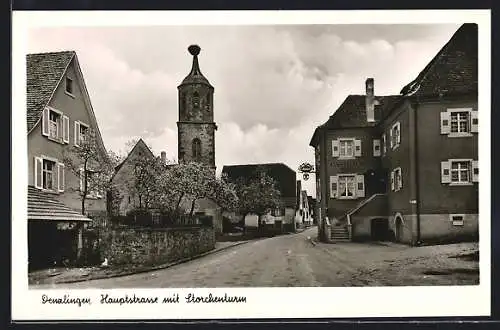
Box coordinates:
[31,227,478,288]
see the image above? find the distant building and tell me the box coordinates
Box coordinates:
[222,163,297,233]
[110,139,167,216]
[26,51,107,268]
[310,24,478,245]
[294,181,313,228]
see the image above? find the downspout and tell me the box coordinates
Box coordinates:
[321,127,329,241]
[413,98,422,246]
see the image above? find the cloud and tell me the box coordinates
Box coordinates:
[27,24,460,196]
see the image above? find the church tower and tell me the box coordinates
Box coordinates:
[177,45,217,172]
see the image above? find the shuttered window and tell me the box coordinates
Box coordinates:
[33,156,64,193]
[441,108,478,136]
[441,159,478,185]
[332,138,362,158]
[42,107,66,144]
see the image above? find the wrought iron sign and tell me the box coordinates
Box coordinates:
[298,162,315,181]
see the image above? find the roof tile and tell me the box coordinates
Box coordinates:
[26,51,75,131]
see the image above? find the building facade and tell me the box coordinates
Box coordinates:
[310,24,478,245]
[222,163,297,233]
[27,51,107,268]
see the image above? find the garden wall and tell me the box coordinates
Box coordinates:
[99,226,216,266]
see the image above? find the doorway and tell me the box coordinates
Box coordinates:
[371,218,390,241]
[395,216,404,242]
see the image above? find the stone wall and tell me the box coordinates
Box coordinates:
[99,226,215,266]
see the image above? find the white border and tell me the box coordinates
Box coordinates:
[12,10,491,320]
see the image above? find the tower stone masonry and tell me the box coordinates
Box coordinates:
[177,45,217,171]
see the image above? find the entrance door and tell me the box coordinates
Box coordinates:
[371,218,389,241]
[365,169,388,195]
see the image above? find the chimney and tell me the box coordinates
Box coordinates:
[160,151,166,165]
[365,78,375,123]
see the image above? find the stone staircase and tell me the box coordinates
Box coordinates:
[330,222,350,242]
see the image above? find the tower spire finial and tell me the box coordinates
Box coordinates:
[179,44,212,87]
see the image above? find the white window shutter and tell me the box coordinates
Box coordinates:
[471,110,478,133]
[382,134,386,155]
[354,139,362,157]
[330,175,338,199]
[63,115,70,143]
[42,108,49,136]
[79,167,84,192]
[389,129,393,149]
[396,122,401,144]
[441,160,451,183]
[440,111,451,134]
[390,171,395,191]
[34,157,43,189]
[74,121,81,146]
[356,174,365,198]
[398,169,403,190]
[332,139,340,157]
[472,160,479,182]
[373,139,381,157]
[58,163,65,192]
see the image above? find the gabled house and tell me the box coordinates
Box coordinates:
[294,181,313,228]
[27,50,108,268]
[310,23,478,245]
[222,163,297,232]
[110,139,167,216]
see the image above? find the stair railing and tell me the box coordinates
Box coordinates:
[345,193,387,241]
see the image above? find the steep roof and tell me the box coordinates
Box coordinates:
[178,45,213,88]
[309,94,400,146]
[26,51,75,131]
[28,186,92,222]
[114,139,155,173]
[400,23,478,97]
[222,163,297,198]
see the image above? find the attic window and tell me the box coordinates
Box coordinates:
[65,77,74,95]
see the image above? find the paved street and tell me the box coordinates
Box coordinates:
[31,227,478,289]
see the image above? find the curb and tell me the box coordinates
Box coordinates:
[44,240,252,285]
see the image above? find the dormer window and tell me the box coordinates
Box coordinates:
[65,77,74,96]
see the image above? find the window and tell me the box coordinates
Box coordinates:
[65,77,74,95]
[390,122,401,150]
[373,139,381,157]
[340,139,354,158]
[450,111,469,133]
[192,138,202,161]
[74,121,89,146]
[440,108,478,136]
[441,159,478,185]
[192,91,200,109]
[332,138,361,158]
[330,174,365,199]
[451,161,470,183]
[42,108,69,143]
[34,156,65,192]
[42,159,55,190]
[450,214,465,226]
[391,167,403,191]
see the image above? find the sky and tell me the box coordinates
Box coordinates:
[27,24,460,196]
